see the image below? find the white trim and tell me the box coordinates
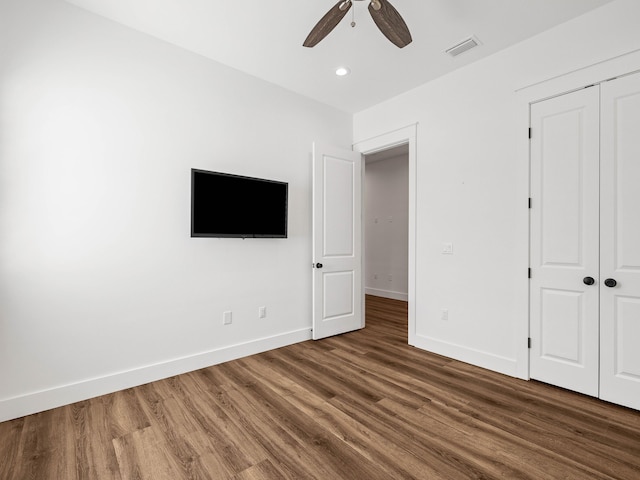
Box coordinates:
[412,334,519,378]
[353,124,418,346]
[0,328,311,422]
[516,49,640,382]
[365,288,408,302]
[516,48,640,95]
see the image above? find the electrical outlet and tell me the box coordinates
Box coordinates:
[259,306,267,319]
[442,243,453,254]
[223,311,232,325]
[441,308,449,321]
[388,274,393,282]
[374,273,378,280]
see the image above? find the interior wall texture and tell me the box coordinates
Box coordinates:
[354,0,640,377]
[364,154,409,300]
[0,0,351,421]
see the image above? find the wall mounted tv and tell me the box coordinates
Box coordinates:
[191,169,288,238]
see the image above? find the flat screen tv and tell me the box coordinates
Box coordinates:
[191,169,288,238]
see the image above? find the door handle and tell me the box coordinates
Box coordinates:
[583,276,595,285]
[604,278,617,287]
[314,263,323,269]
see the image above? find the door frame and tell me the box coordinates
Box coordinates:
[353,125,417,345]
[516,49,640,381]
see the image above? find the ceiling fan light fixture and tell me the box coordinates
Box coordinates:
[335,66,351,76]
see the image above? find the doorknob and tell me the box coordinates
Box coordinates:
[583,276,595,285]
[604,278,617,287]
[315,263,323,269]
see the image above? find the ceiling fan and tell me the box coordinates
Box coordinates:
[303,0,412,49]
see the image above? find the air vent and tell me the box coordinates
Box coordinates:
[446,36,480,57]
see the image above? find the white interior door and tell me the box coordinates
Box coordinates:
[312,142,363,340]
[599,72,640,410]
[529,87,600,397]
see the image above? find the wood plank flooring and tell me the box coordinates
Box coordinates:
[1,295,639,479]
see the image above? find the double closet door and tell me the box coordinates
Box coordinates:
[529,72,640,411]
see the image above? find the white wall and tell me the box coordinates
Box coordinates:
[354,0,640,377]
[0,0,351,421]
[364,154,409,301]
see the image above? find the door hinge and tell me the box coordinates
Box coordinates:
[528,127,532,139]
[528,337,532,349]
[528,197,532,209]
[528,268,532,278]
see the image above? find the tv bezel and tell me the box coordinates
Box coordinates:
[190,168,288,239]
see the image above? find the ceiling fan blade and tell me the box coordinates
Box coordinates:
[368,0,412,48]
[303,0,352,48]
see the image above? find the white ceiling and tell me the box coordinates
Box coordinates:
[63,0,615,113]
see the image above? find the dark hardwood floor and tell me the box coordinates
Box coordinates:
[1,295,639,479]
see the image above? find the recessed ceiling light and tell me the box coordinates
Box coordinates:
[335,67,351,77]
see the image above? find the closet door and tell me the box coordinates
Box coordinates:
[599,72,640,410]
[529,87,600,397]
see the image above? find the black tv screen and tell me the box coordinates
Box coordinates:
[191,169,288,238]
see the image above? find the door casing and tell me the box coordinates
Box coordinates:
[353,125,417,345]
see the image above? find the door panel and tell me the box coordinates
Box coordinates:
[614,297,640,379]
[323,155,355,256]
[323,271,354,319]
[312,143,363,340]
[539,111,587,267]
[599,72,640,410]
[540,288,584,365]
[529,87,600,397]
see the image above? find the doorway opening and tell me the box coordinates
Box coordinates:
[364,144,409,304]
[353,124,417,345]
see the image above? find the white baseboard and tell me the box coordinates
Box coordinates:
[410,333,520,379]
[365,287,408,302]
[0,328,312,423]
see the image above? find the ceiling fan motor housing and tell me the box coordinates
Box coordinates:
[341,0,381,11]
